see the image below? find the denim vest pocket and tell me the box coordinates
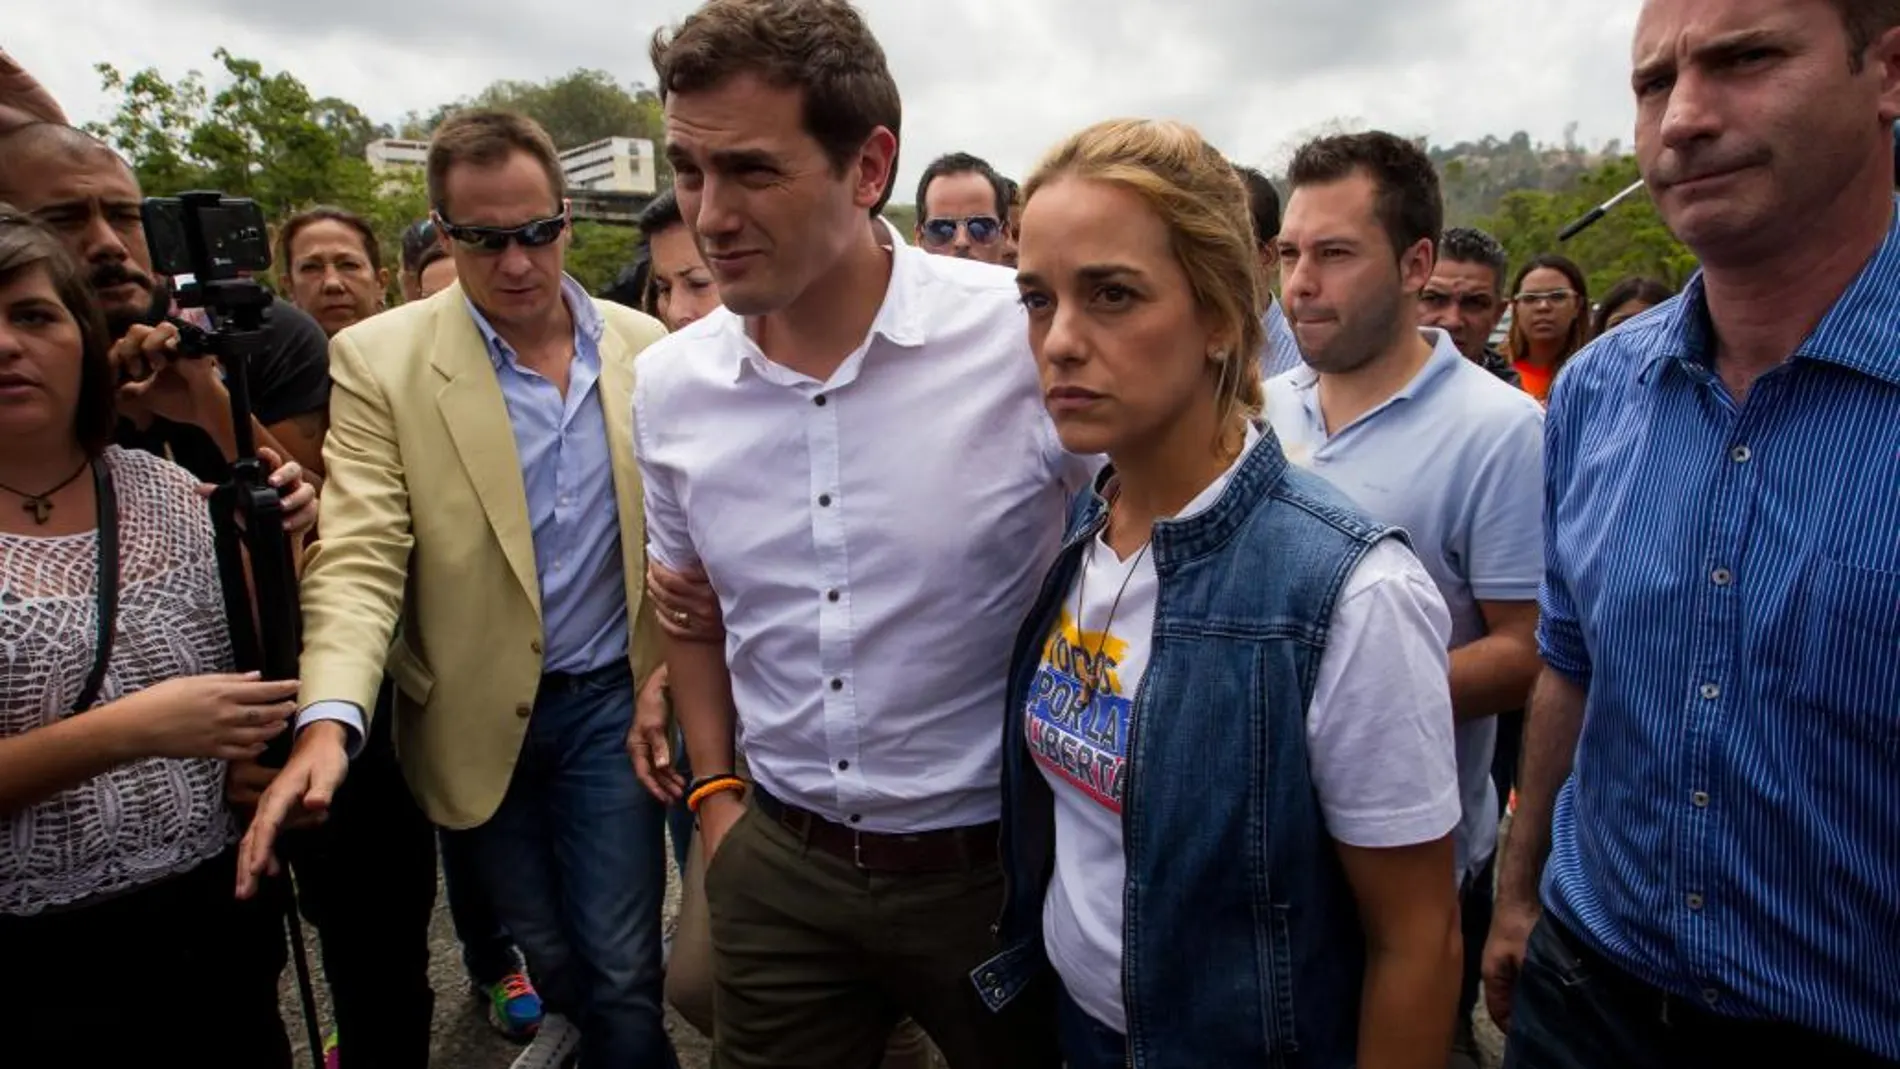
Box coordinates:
[971,937,1042,1012]
[1261,902,1299,1055]
[1796,556,1900,756]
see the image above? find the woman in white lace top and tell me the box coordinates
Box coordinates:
[0,207,313,1065]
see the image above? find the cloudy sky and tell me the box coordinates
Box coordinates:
[10,0,1644,201]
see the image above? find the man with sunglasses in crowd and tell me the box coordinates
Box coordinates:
[241,109,679,1069]
[912,151,1013,265]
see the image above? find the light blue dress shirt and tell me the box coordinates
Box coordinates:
[299,277,628,746]
[466,277,628,675]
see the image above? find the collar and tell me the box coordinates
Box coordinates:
[712,235,932,387]
[1286,326,1464,417]
[464,275,603,370]
[1642,197,1900,388]
[1071,419,1300,570]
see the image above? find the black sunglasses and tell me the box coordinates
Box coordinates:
[921,215,1003,247]
[432,208,568,253]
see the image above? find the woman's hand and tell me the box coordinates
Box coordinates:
[108,672,300,762]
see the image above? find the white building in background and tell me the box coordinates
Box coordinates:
[559,137,658,196]
[366,138,429,175]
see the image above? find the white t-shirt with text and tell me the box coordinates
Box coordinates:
[1027,428,1462,1032]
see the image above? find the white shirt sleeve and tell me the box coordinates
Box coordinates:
[1305,537,1462,849]
[632,369,699,572]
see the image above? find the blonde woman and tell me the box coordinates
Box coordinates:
[976,120,1463,1068]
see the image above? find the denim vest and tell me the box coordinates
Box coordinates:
[974,424,1396,1069]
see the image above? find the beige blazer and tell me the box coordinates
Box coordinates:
[298,283,667,828]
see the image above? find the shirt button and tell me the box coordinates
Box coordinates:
[530,639,543,655]
[826,589,840,602]
[1730,445,1751,463]
[849,814,862,824]
[1686,893,1704,910]
[515,702,532,719]
[1700,683,1721,701]
[1702,989,1720,1007]
[1692,790,1710,808]
[814,394,828,407]
[1711,568,1732,586]
[829,678,844,691]
[838,760,850,771]
[818,494,832,507]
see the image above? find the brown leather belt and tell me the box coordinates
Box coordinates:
[751,784,999,874]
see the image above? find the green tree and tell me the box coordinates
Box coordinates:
[89,49,379,219]
[312,96,393,160]
[565,220,642,295]
[881,204,917,239]
[1479,156,1699,297]
[421,69,664,150]
[87,62,210,195]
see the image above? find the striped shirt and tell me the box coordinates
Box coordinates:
[1538,201,1900,1059]
[1259,300,1304,379]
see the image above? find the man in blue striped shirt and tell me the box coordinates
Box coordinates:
[1484,2,1900,1067]
[1237,165,1306,378]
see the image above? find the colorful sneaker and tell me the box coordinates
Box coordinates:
[480,969,545,1043]
[322,1029,340,1069]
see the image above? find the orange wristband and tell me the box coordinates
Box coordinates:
[687,776,745,814]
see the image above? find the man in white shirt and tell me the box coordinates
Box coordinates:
[635,2,1087,1066]
[1265,131,1545,1069]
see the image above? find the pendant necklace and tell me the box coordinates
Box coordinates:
[0,460,90,525]
[1072,534,1151,709]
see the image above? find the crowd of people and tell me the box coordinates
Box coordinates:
[1,0,1897,1067]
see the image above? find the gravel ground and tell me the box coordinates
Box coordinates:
[279,833,1504,1069]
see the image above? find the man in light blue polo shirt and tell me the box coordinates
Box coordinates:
[1266,130,1545,1068]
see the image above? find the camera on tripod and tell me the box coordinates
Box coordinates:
[138,190,303,767]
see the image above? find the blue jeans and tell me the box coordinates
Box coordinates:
[449,664,677,1068]
[1057,986,1127,1069]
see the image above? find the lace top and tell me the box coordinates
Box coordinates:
[1,446,237,916]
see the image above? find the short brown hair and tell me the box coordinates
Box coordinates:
[426,110,565,218]
[1025,119,1266,426]
[277,206,383,275]
[0,203,116,455]
[650,0,903,213]
[1830,0,1900,67]
[1287,131,1443,263]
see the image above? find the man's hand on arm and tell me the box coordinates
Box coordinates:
[1481,667,1587,1030]
[646,560,724,643]
[1448,600,1541,722]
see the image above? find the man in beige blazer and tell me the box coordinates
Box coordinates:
[240,110,678,1069]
